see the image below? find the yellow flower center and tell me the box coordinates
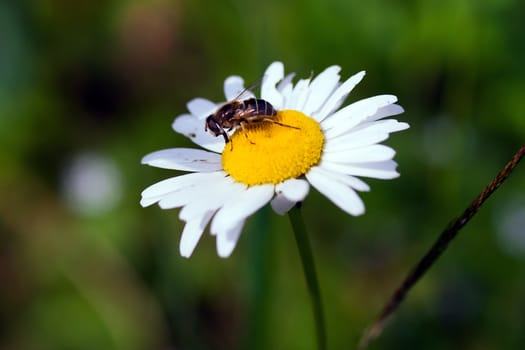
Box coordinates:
[222,110,324,186]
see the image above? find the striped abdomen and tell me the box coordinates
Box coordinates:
[240,98,277,118]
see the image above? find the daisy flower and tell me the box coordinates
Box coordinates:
[141,62,409,258]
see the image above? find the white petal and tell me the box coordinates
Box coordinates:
[324,119,409,153]
[322,95,398,139]
[140,194,167,207]
[179,179,245,221]
[276,179,310,201]
[338,175,370,192]
[261,62,284,108]
[310,166,370,192]
[223,76,246,101]
[277,73,296,91]
[324,132,390,153]
[141,172,226,208]
[141,171,220,200]
[211,184,274,234]
[270,194,297,215]
[141,148,221,172]
[143,187,191,208]
[319,159,400,179]
[158,188,199,209]
[367,104,405,122]
[157,183,208,209]
[314,71,366,122]
[285,78,311,110]
[322,144,396,164]
[179,211,214,258]
[172,114,225,153]
[306,167,365,216]
[277,73,296,104]
[343,120,408,136]
[216,219,245,258]
[187,98,217,119]
[302,65,341,118]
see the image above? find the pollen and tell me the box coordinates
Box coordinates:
[222,110,324,186]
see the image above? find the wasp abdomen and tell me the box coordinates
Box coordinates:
[242,98,277,118]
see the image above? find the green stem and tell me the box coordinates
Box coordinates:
[289,204,326,350]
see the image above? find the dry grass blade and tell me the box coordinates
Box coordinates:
[358,145,525,350]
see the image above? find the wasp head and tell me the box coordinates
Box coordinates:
[205,115,230,143]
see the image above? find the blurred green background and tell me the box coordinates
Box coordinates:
[1,0,525,349]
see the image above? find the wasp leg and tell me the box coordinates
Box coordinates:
[221,131,230,143]
[218,131,234,151]
[262,118,301,130]
[240,121,256,145]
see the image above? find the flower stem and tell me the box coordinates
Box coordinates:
[289,204,326,350]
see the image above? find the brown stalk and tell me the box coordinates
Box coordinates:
[358,145,525,350]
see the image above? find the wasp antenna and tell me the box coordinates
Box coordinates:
[233,77,264,100]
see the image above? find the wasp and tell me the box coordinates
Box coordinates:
[205,89,299,145]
